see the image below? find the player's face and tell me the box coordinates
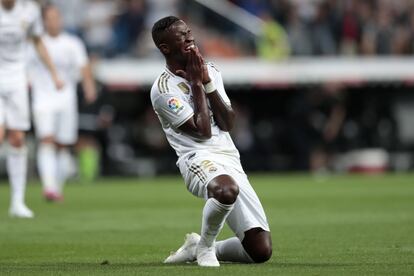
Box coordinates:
[165,20,195,62]
[1,0,16,10]
[44,7,62,37]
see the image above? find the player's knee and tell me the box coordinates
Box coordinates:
[251,245,272,263]
[40,136,55,144]
[212,181,239,204]
[243,229,272,263]
[8,131,25,147]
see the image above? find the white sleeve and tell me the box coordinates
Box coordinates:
[152,86,194,128]
[73,37,88,68]
[28,2,43,37]
[208,63,231,105]
[26,43,38,81]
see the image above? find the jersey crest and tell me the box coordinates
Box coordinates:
[177,82,190,94]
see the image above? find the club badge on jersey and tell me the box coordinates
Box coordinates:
[177,82,190,94]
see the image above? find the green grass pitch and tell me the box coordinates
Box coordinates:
[0,174,413,275]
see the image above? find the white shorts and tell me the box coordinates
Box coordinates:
[0,81,30,131]
[178,152,270,240]
[33,102,78,145]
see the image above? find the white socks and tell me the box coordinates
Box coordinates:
[199,198,234,248]
[199,198,253,263]
[37,143,57,193]
[216,237,254,263]
[7,146,28,207]
[56,148,71,193]
[38,144,72,194]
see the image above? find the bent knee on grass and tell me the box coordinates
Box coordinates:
[243,228,273,263]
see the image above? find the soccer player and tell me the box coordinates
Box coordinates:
[28,4,97,201]
[0,0,63,218]
[150,16,272,267]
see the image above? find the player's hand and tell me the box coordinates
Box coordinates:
[176,46,204,86]
[194,48,211,84]
[323,124,338,142]
[84,90,97,104]
[53,75,65,90]
[201,62,211,84]
[187,46,210,83]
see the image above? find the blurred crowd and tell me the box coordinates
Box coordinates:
[251,0,414,57]
[38,0,414,59]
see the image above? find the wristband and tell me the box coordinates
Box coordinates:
[203,81,216,94]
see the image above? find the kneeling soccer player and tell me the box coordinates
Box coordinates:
[150,16,272,267]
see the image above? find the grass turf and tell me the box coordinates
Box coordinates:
[0,173,413,275]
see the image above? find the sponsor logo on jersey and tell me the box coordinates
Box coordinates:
[168,97,185,114]
[177,82,190,94]
[200,160,217,173]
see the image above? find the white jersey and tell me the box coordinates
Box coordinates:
[28,32,88,109]
[150,63,240,164]
[0,0,42,85]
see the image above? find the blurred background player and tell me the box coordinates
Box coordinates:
[151,16,271,267]
[28,4,97,202]
[0,0,62,217]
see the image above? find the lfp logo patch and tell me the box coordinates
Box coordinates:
[168,97,185,114]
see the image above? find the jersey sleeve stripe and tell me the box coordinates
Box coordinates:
[163,75,170,93]
[189,164,207,183]
[157,73,165,93]
[158,72,168,94]
[157,72,171,94]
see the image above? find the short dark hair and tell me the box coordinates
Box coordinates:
[151,16,181,47]
[41,3,57,19]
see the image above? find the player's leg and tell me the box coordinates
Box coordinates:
[164,174,238,267]
[55,143,73,195]
[217,169,272,263]
[33,107,59,200]
[165,157,238,266]
[6,84,33,218]
[0,95,5,143]
[55,103,78,196]
[196,174,239,266]
[38,137,60,200]
[0,128,4,143]
[7,129,33,218]
[241,228,272,262]
[215,228,272,263]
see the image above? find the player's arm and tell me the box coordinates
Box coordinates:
[205,85,235,132]
[80,63,97,104]
[177,48,211,140]
[31,36,64,90]
[323,102,346,142]
[179,83,211,140]
[200,60,235,132]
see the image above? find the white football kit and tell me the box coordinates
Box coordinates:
[151,63,270,239]
[28,32,88,144]
[0,0,42,130]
